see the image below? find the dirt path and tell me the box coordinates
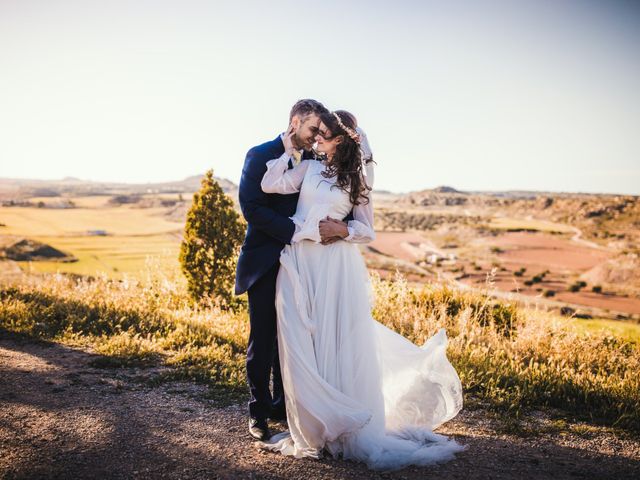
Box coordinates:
[1,333,639,480]
[570,226,605,250]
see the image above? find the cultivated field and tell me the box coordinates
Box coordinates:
[0,195,185,278]
[367,189,640,321]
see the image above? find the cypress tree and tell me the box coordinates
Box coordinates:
[179,170,245,308]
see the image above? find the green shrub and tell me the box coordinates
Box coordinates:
[179,170,245,309]
[569,281,587,292]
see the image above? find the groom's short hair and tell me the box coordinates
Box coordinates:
[289,99,328,121]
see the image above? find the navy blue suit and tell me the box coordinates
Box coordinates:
[235,135,299,296]
[235,135,310,420]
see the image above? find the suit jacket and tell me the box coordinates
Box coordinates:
[235,135,302,295]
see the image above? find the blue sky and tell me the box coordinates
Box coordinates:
[0,0,639,194]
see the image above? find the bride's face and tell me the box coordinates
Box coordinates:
[315,122,343,158]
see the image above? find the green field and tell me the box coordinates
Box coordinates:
[1,201,184,279]
[489,217,574,233]
[18,234,181,278]
[566,317,640,343]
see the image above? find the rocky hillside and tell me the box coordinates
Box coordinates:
[0,237,76,262]
[395,187,639,248]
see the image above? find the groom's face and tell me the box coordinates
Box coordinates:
[293,114,321,151]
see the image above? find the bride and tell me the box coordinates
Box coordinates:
[258,110,465,471]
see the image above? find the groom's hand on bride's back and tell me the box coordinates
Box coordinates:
[319,217,349,245]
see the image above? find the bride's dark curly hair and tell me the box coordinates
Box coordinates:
[319,111,371,206]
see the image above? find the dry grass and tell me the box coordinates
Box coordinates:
[371,272,639,431]
[0,265,638,432]
[0,261,247,398]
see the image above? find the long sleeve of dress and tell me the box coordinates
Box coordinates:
[261,153,311,194]
[344,163,376,244]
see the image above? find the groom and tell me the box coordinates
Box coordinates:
[235,99,346,441]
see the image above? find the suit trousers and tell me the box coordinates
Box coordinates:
[246,261,285,420]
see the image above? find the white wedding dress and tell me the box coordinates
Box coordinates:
[258,152,465,471]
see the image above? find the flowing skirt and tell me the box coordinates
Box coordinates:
[258,239,465,471]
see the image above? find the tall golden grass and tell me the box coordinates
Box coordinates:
[1,264,638,432]
[372,273,639,431]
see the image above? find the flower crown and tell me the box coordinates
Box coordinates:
[332,112,361,144]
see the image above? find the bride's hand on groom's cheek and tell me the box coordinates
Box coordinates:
[284,118,300,156]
